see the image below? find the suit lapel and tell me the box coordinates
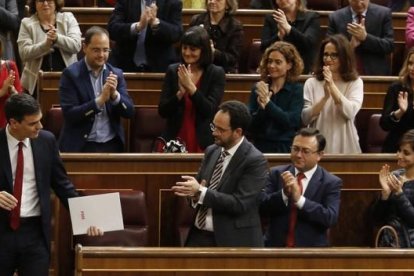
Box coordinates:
[80,60,97,101]
[0,130,13,190]
[30,137,42,192]
[218,140,249,189]
[206,148,221,185]
[303,166,322,199]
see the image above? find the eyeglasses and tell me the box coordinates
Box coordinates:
[210,123,231,134]
[36,0,55,4]
[90,48,111,54]
[323,53,339,61]
[290,146,319,156]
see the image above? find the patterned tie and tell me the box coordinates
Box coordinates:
[286,172,305,247]
[133,0,151,67]
[196,150,229,229]
[10,142,24,230]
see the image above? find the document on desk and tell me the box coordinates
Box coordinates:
[68,192,124,235]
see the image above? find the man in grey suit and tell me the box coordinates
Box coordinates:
[327,0,394,75]
[172,100,268,247]
[0,94,102,275]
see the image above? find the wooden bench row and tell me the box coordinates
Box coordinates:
[75,246,414,276]
[62,8,408,74]
[53,153,397,275]
[37,71,395,116]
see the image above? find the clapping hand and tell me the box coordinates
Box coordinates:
[347,18,367,43]
[177,64,196,95]
[272,9,291,39]
[256,81,270,109]
[46,24,57,45]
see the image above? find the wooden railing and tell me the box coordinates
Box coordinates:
[74,246,414,275]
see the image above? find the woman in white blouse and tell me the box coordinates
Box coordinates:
[17,0,81,96]
[301,34,363,153]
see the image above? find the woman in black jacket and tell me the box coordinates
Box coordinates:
[261,0,320,74]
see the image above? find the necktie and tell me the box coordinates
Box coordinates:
[133,0,150,67]
[10,142,24,230]
[196,150,229,229]
[354,13,365,74]
[286,172,305,247]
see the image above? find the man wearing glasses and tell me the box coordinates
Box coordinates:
[172,100,268,247]
[58,26,134,153]
[260,128,342,247]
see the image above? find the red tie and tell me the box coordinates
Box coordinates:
[286,172,305,247]
[10,142,24,230]
[355,13,365,74]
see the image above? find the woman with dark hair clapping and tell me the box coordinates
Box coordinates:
[302,34,363,153]
[158,26,225,153]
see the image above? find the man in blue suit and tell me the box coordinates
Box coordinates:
[261,128,342,247]
[327,0,394,75]
[0,94,102,275]
[107,0,182,72]
[59,26,134,153]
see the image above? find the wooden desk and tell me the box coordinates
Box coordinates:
[75,246,414,276]
[54,153,397,276]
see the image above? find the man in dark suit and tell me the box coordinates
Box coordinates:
[261,128,342,247]
[0,94,102,275]
[107,0,183,72]
[327,0,394,75]
[172,100,268,247]
[59,26,134,153]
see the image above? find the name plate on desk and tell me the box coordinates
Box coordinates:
[69,192,124,235]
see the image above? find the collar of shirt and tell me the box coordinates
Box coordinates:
[5,124,30,149]
[350,8,367,22]
[223,136,244,158]
[84,58,107,78]
[295,165,318,181]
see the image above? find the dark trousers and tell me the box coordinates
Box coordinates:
[185,226,217,247]
[0,217,49,276]
[82,136,124,153]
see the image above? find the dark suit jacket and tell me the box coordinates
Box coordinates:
[0,129,78,252]
[58,59,135,152]
[327,3,394,75]
[107,0,183,72]
[188,139,268,247]
[261,10,320,74]
[261,164,342,247]
[380,82,414,153]
[249,0,275,9]
[158,63,225,149]
[190,12,244,73]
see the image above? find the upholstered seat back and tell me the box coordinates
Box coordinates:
[43,106,63,140]
[130,106,166,152]
[74,189,149,247]
[366,114,388,153]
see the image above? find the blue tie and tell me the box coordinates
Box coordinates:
[134,0,150,67]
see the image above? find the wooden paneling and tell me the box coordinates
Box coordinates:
[75,246,414,276]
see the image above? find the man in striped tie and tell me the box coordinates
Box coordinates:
[260,128,342,247]
[172,100,268,247]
